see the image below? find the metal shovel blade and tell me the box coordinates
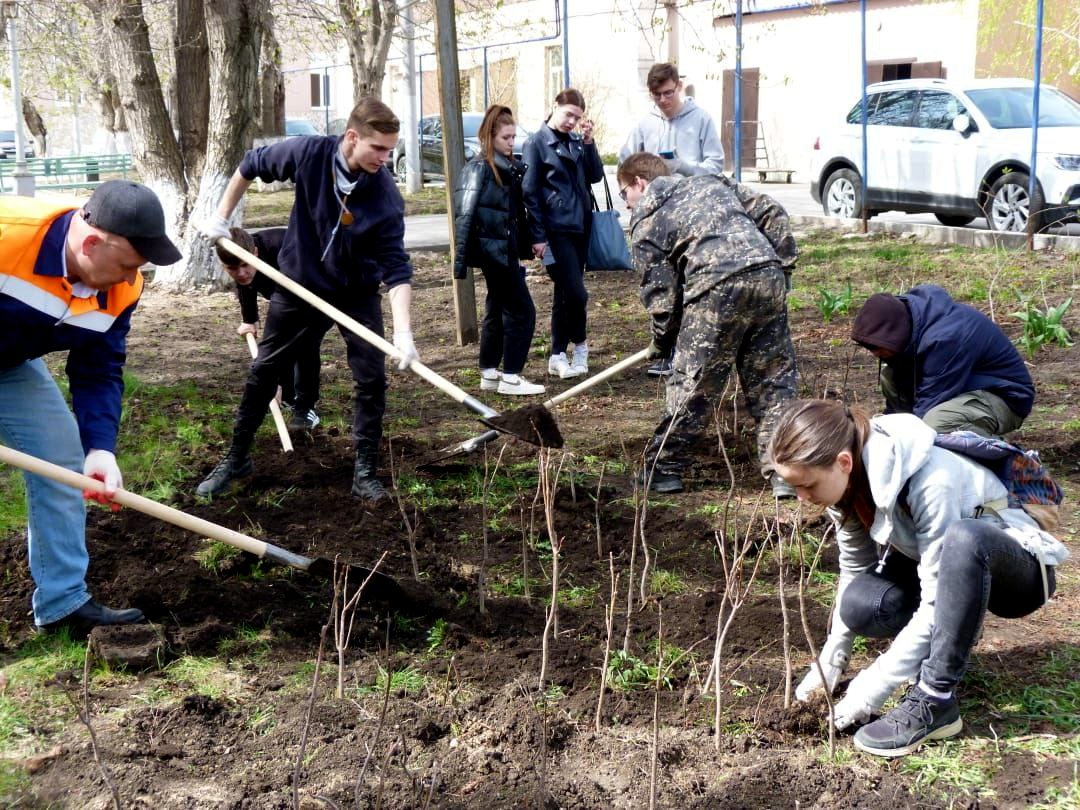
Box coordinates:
[481,403,564,448]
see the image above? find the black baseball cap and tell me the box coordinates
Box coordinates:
[83,179,182,266]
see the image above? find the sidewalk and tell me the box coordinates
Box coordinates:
[404,166,1080,253]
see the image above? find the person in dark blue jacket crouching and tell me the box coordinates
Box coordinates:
[851,284,1034,437]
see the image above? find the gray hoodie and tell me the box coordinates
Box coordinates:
[619,97,725,176]
[821,413,1067,713]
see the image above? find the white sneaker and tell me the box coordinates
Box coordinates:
[480,368,500,391]
[548,353,572,378]
[497,374,545,396]
[571,344,589,375]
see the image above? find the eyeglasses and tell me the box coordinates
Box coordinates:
[618,184,631,202]
[650,88,678,102]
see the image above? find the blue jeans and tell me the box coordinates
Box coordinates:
[839,519,1053,692]
[0,359,92,625]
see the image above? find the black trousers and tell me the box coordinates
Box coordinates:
[231,290,386,454]
[545,231,588,355]
[478,261,536,375]
[277,337,321,412]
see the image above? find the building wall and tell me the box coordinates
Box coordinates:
[710,0,980,178]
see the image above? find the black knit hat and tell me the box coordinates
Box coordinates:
[851,293,912,353]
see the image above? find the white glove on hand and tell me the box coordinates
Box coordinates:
[794,643,850,702]
[392,330,418,371]
[83,449,123,512]
[197,213,231,244]
[832,690,874,731]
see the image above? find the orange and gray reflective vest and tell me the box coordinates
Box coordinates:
[0,195,143,453]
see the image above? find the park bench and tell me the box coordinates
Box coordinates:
[0,153,133,193]
[754,167,795,183]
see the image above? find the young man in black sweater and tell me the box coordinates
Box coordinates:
[197,98,416,503]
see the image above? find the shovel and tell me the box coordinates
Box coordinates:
[0,444,414,603]
[436,347,652,461]
[216,237,562,449]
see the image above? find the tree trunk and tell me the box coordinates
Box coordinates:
[159,0,267,289]
[257,12,284,137]
[22,97,47,156]
[96,0,187,238]
[338,0,397,103]
[174,0,210,184]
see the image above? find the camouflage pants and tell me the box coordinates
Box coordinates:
[645,264,798,472]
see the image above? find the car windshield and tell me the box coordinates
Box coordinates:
[286,119,319,136]
[0,131,14,142]
[462,117,481,139]
[966,87,1080,129]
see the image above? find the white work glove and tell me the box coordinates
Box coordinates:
[832,689,875,731]
[392,330,418,371]
[83,449,123,512]
[795,639,850,702]
[196,213,231,244]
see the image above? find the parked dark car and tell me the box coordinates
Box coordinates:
[392,113,530,183]
[0,130,34,160]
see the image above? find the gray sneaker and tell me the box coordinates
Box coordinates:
[854,685,962,757]
[196,453,253,498]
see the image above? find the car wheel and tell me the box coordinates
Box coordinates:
[822,168,862,219]
[934,214,975,227]
[984,172,1045,233]
[395,156,407,184]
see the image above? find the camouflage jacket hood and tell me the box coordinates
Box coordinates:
[630,174,797,348]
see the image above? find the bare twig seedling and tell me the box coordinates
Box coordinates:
[537,448,567,688]
[595,552,619,732]
[294,622,329,810]
[54,642,121,810]
[387,439,421,580]
[794,520,837,758]
[649,604,664,810]
[776,499,794,708]
[356,616,393,804]
[478,443,508,615]
[332,552,389,699]
[593,461,606,559]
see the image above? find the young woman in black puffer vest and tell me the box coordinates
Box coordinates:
[452,105,544,395]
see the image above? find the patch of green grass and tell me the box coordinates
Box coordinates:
[558,584,599,609]
[1011,295,1073,358]
[164,656,244,700]
[218,625,273,660]
[361,665,428,696]
[490,572,543,599]
[245,704,276,736]
[193,540,243,574]
[606,649,671,692]
[650,568,688,597]
[0,761,42,808]
[1031,778,1080,810]
[401,186,449,217]
[0,631,88,749]
[899,739,992,792]
[0,469,26,535]
[816,282,854,323]
[425,618,449,654]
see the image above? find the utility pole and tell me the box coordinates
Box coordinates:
[402,0,421,193]
[5,2,34,196]
[434,0,477,344]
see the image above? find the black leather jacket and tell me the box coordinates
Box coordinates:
[522,126,604,241]
[452,153,531,280]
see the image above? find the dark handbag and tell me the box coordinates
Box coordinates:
[585,174,633,271]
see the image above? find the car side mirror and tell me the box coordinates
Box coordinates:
[952,114,972,134]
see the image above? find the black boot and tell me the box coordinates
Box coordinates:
[40,598,146,637]
[196,450,253,497]
[351,446,388,503]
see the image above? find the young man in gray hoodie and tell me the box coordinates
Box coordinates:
[619,63,725,376]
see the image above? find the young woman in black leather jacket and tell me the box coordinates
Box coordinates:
[452,105,544,396]
[522,88,605,380]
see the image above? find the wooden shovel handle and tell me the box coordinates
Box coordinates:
[245,332,293,453]
[0,444,272,559]
[217,238,499,420]
[543,348,652,408]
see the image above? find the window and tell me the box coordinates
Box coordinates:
[546,45,563,101]
[915,91,967,130]
[868,90,917,126]
[310,72,330,109]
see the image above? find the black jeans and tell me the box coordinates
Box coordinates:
[478,261,536,375]
[838,519,1053,692]
[545,231,588,355]
[232,289,386,454]
[277,334,322,412]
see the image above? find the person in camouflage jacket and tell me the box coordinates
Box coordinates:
[617,152,799,496]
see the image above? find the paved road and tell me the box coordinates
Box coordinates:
[403,167,1079,252]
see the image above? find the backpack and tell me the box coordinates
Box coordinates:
[933,431,1064,533]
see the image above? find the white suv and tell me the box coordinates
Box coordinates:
[809,79,1080,232]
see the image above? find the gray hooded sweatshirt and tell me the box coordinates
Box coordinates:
[820,413,1067,714]
[619,97,725,176]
